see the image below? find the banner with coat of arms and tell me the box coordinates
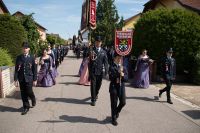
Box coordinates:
[115,31,133,56]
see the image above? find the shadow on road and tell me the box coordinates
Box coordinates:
[182,110,200,119]
[6,91,21,100]
[59,82,79,86]
[0,105,22,112]
[60,75,79,77]
[40,115,111,125]
[127,96,159,102]
[41,97,91,105]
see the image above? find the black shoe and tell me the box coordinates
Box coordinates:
[90,101,96,106]
[116,113,119,119]
[112,120,118,126]
[21,108,29,115]
[32,102,36,108]
[167,100,173,104]
[159,90,162,98]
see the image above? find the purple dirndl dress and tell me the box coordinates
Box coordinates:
[132,57,150,89]
[37,57,56,87]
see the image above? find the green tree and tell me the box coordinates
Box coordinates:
[92,0,123,46]
[47,34,66,45]
[18,13,40,55]
[0,48,13,66]
[133,8,200,84]
[0,14,27,59]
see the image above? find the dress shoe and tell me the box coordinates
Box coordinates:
[159,90,162,98]
[167,100,173,104]
[116,113,119,119]
[90,101,96,106]
[32,102,36,108]
[21,108,29,115]
[112,120,118,126]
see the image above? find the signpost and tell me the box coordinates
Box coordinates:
[115,31,133,56]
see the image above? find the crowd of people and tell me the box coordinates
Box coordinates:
[37,44,69,87]
[14,39,176,126]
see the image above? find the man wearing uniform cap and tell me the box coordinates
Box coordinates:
[159,48,176,104]
[88,36,108,106]
[14,42,37,115]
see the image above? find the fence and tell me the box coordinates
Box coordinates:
[0,66,15,98]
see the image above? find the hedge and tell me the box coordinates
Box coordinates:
[0,14,27,60]
[133,8,200,84]
[0,48,13,66]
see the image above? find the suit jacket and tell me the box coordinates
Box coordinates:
[161,56,176,80]
[14,54,37,83]
[109,63,128,93]
[89,47,108,76]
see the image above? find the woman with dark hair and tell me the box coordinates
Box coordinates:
[132,49,154,88]
[37,49,56,87]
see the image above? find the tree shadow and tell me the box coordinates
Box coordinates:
[40,115,111,125]
[41,97,91,105]
[182,110,200,119]
[0,105,22,112]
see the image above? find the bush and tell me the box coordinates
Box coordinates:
[0,48,13,66]
[191,51,200,85]
[133,8,200,83]
[0,14,27,60]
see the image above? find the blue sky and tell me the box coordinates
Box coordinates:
[4,0,149,39]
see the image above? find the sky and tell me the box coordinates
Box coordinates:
[4,0,149,39]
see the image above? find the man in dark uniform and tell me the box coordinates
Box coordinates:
[109,52,127,126]
[159,48,176,104]
[14,42,37,115]
[89,36,108,106]
[52,44,59,68]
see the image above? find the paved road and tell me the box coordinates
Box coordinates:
[0,51,200,133]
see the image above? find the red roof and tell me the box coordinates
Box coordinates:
[178,0,200,13]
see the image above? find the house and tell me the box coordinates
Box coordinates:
[143,0,200,14]
[13,11,47,41]
[0,0,10,14]
[122,13,141,31]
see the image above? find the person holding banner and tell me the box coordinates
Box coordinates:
[109,52,128,126]
[132,49,154,89]
[89,36,108,106]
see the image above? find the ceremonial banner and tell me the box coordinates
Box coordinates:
[115,31,133,56]
[89,0,96,28]
[81,0,89,30]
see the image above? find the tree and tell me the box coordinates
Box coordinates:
[91,0,123,46]
[47,34,66,45]
[133,8,200,84]
[0,48,14,66]
[0,14,27,59]
[18,13,40,55]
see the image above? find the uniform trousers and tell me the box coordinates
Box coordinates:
[19,81,36,109]
[90,75,103,102]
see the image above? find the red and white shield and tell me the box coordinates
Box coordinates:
[115,31,133,56]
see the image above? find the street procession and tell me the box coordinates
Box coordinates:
[0,0,200,133]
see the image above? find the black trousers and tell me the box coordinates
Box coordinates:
[90,75,103,102]
[19,81,36,109]
[110,86,126,121]
[160,79,173,101]
[55,60,59,68]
